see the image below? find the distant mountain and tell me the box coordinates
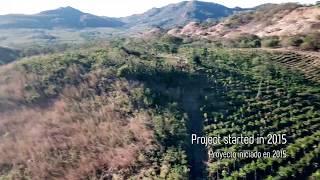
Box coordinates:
[0,6,124,29]
[122,1,247,28]
[0,1,248,30]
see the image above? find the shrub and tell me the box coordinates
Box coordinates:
[190,50,201,65]
[288,35,304,47]
[262,36,281,48]
[161,35,183,45]
[300,32,320,50]
[225,13,254,28]
[236,34,261,48]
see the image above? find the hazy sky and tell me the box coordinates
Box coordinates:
[0,0,317,17]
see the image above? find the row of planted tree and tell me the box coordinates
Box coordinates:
[184,48,320,179]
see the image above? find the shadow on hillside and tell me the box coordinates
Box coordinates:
[124,68,212,179]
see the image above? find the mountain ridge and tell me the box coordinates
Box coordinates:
[121,0,247,28]
[0,6,124,29]
[0,1,248,29]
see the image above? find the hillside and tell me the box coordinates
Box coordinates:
[118,1,244,28]
[1,1,320,179]
[168,3,320,38]
[0,7,124,29]
[0,35,320,179]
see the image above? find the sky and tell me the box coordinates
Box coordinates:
[0,0,317,17]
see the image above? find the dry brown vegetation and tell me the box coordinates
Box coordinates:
[0,63,156,179]
[0,63,26,112]
[168,3,320,40]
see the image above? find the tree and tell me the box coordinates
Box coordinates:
[288,35,304,47]
[201,48,209,58]
[190,50,201,65]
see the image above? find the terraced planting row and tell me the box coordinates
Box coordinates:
[190,49,320,179]
[270,52,320,83]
